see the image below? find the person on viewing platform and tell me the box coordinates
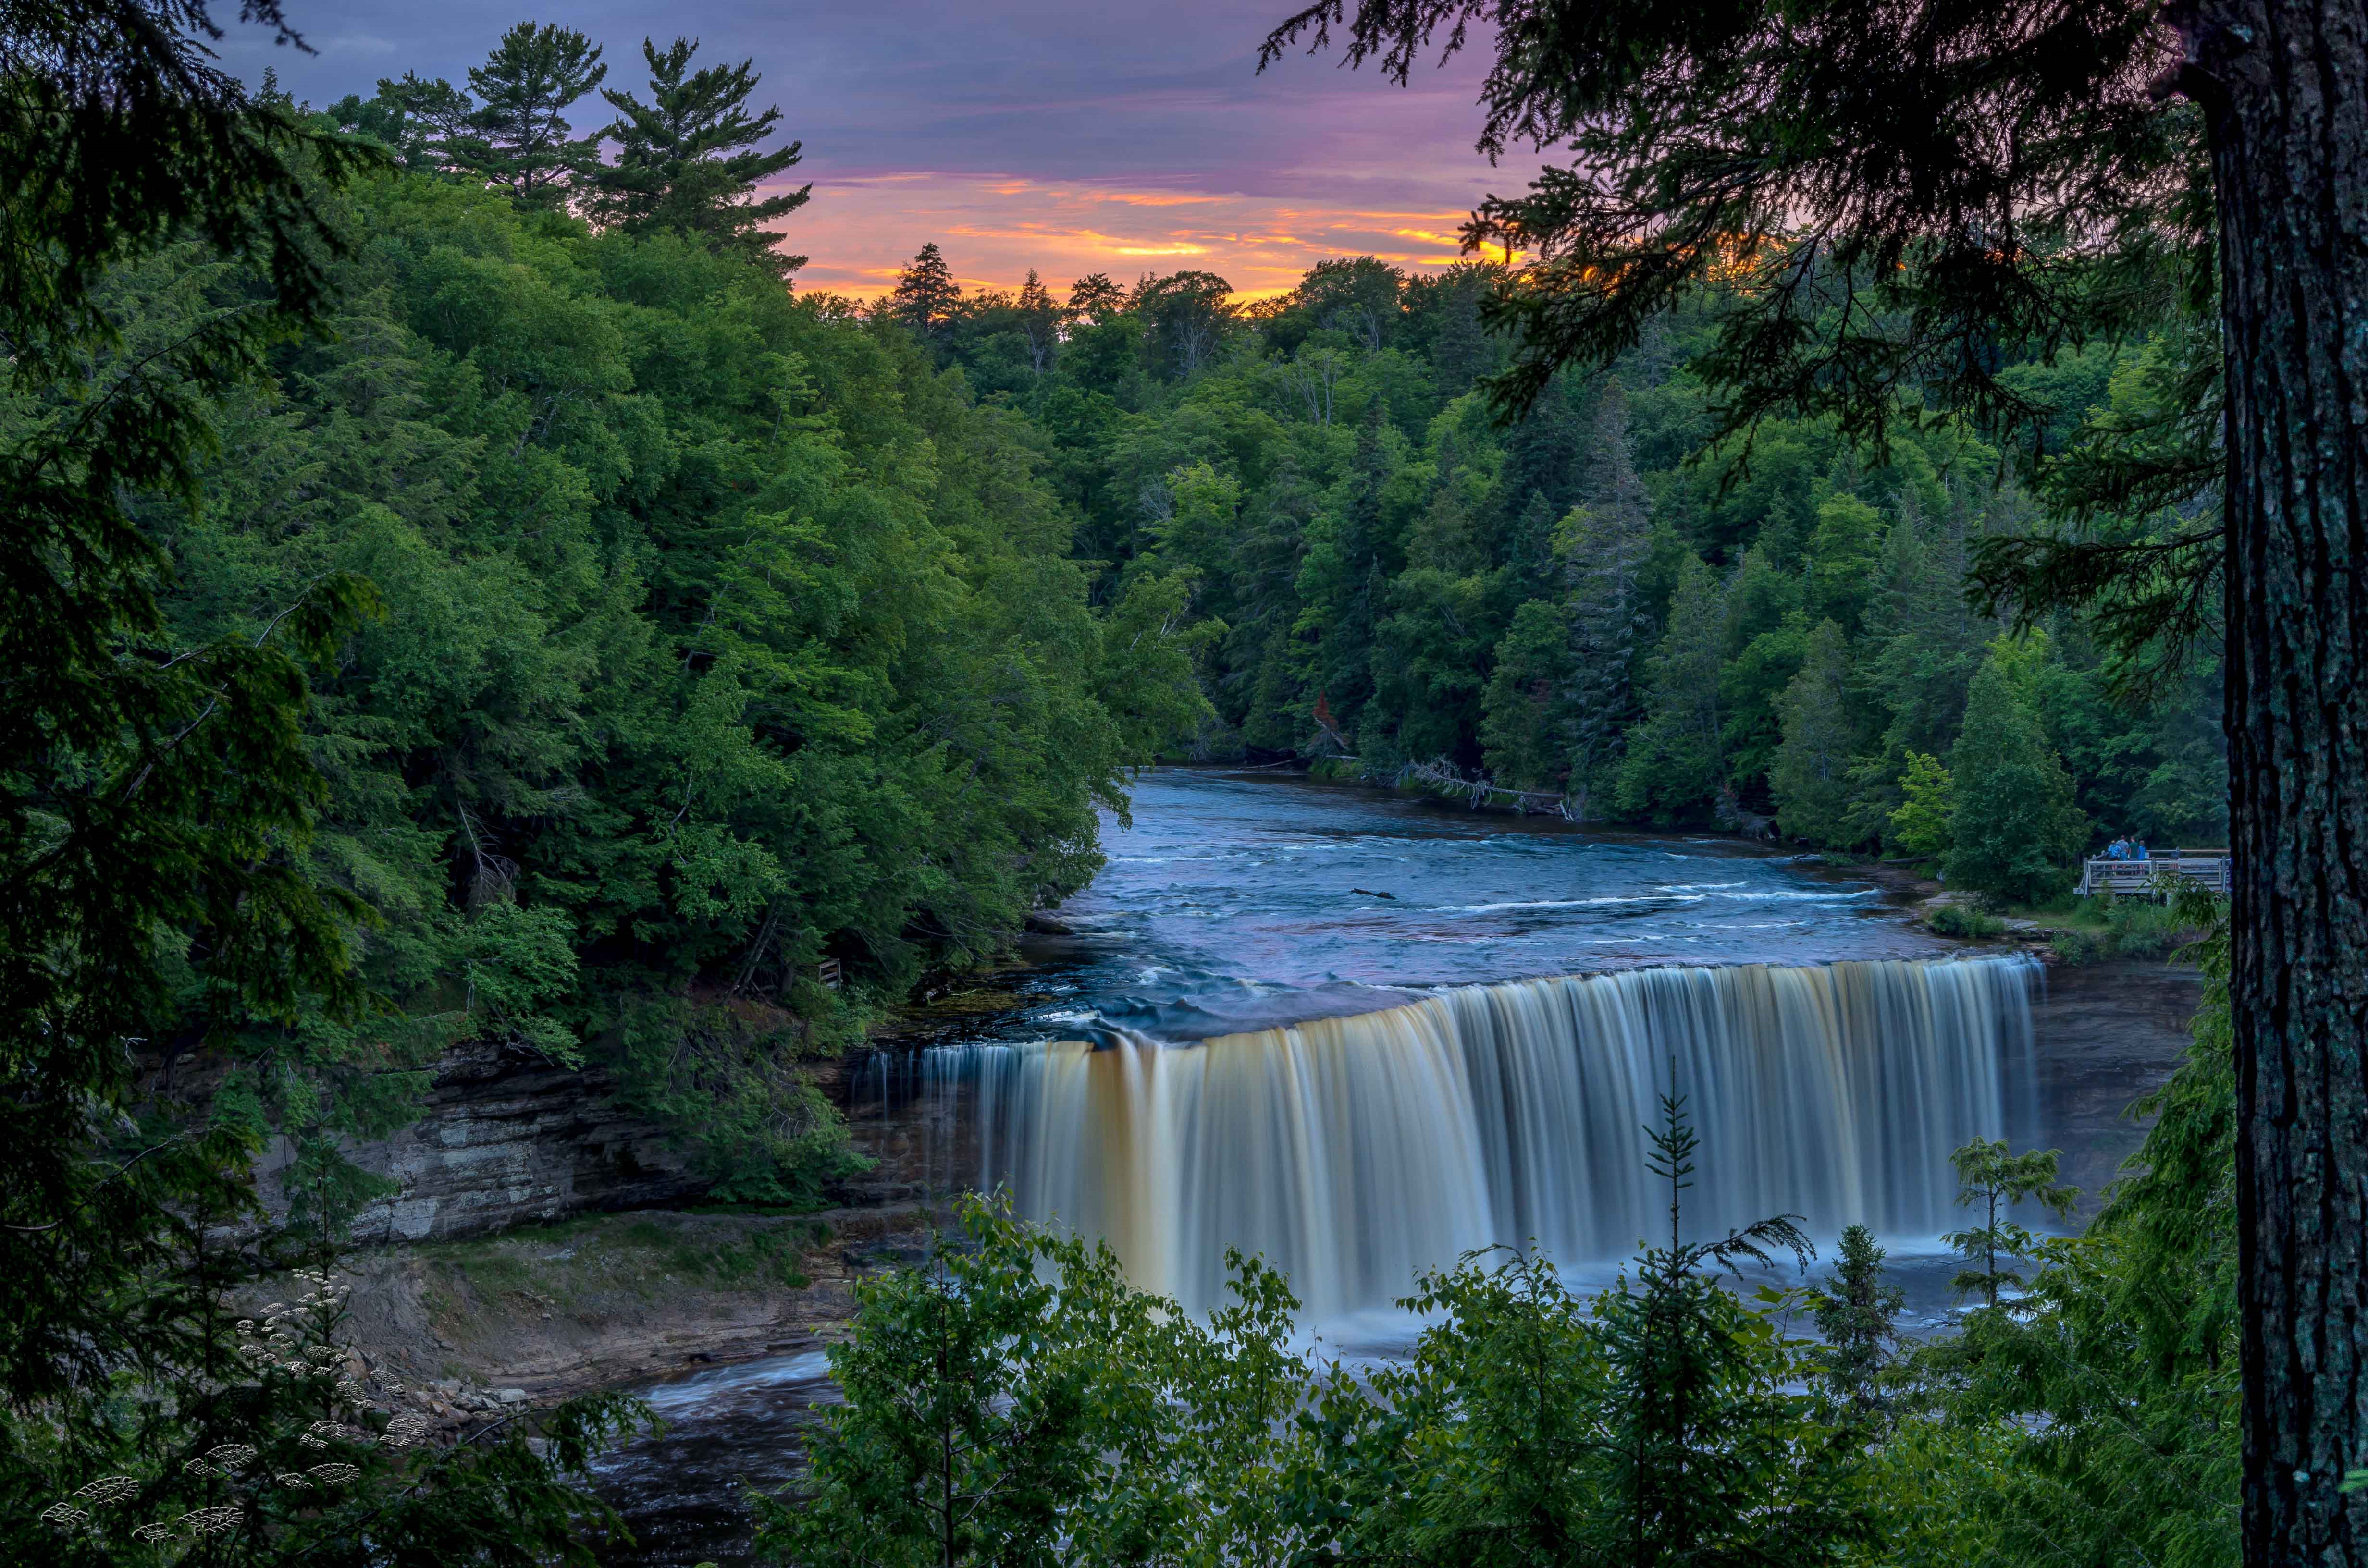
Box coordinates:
[2108,837,2131,860]
[2134,840,2150,861]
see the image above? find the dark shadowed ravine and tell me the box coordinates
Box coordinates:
[590,768,2200,1568]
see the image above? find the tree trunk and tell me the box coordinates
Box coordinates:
[2199,3,2368,1562]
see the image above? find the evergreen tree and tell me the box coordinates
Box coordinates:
[888,242,962,338]
[1808,1224,1904,1421]
[1770,620,1858,845]
[1553,381,1653,811]
[1593,1089,1867,1566]
[1716,544,1808,787]
[1480,598,1571,792]
[1014,268,1061,373]
[1803,492,1887,635]
[333,72,474,172]
[1496,386,1584,581]
[1405,261,1501,391]
[1616,552,1725,819]
[590,36,810,277]
[1067,271,1126,322]
[1862,495,1982,760]
[1946,655,2088,903]
[1307,1090,1875,1568]
[1944,1139,2080,1310]
[1294,402,1394,748]
[454,21,608,207]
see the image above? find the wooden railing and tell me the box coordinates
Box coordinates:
[2076,851,2231,897]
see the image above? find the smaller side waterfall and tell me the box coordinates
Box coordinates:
[919,956,2038,1317]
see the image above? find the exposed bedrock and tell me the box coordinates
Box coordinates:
[255,956,2200,1248]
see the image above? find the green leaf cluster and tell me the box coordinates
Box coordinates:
[890,242,2222,856]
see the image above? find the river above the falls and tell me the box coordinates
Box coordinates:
[908,766,1948,1046]
[588,769,2198,1567]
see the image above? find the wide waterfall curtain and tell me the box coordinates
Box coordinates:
[935,956,2037,1316]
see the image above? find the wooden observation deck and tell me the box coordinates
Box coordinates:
[2076,850,2231,898]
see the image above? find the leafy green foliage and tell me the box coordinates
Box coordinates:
[1885,905,2238,1568]
[1889,752,1956,862]
[885,240,2218,853]
[772,1103,1879,1568]
[1927,904,2006,940]
[0,12,656,1561]
[753,1197,1311,1568]
[1946,657,2090,902]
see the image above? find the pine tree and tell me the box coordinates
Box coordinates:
[888,242,962,337]
[1616,552,1726,819]
[1592,1087,1871,1565]
[1480,598,1573,793]
[1945,1139,2080,1310]
[1554,381,1653,812]
[1295,402,1393,748]
[1770,619,1858,845]
[1808,1224,1904,1420]
[590,36,809,277]
[1015,269,1061,373]
[334,72,474,172]
[453,22,607,208]
[1946,654,2088,903]
[1067,272,1126,322]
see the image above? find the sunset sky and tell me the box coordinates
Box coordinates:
[221,0,1538,298]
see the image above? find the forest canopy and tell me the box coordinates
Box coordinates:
[887,245,2224,877]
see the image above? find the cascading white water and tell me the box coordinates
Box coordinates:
[924,955,2037,1317]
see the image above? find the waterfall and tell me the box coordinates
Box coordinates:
[923,956,2037,1317]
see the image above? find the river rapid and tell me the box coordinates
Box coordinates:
[590,768,2197,1567]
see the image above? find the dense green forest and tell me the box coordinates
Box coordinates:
[0,7,2292,1568]
[887,247,2225,885]
[163,16,2217,1225]
[187,12,2227,1233]
[141,166,1212,1203]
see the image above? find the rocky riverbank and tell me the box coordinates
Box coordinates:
[300,1202,954,1438]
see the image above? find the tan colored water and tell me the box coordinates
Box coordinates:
[941,955,2036,1316]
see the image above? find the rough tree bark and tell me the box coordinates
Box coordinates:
[2196,2,2368,1562]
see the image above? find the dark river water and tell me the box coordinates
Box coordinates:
[589,769,2196,1567]
[913,768,1947,1044]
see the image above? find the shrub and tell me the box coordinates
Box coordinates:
[1930,904,2007,939]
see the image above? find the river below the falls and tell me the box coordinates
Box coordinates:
[589,768,2201,1567]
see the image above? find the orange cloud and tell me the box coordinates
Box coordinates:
[777,170,1495,300]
